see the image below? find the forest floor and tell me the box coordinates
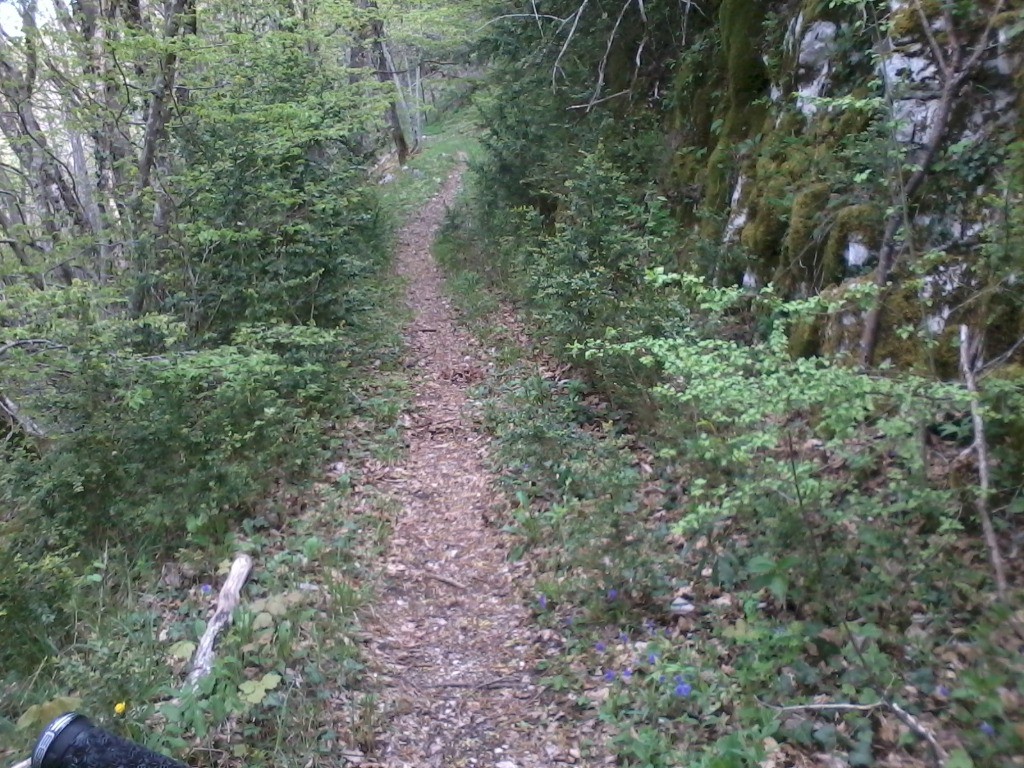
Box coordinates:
[362,167,609,767]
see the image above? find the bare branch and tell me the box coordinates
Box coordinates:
[585,0,632,111]
[567,89,629,109]
[0,394,47,439]
[758,698,883,713]
[912,0,949,78]
[476,13,566,32]
[960,325,1009,602]
[889,700,948,768]
[552,0,589,89]
[957,0,1006,83]
[0,338,63,357]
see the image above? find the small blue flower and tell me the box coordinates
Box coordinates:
[200,584,213,595]
[595,642,606,653]
[538,594,547,609]
[936,685,950,698]
[674,682,692,698]
[980,722,996,737]
[604,670,616,682]
[607,588,619,601]
[647,653,658,665]
[622,668,633,680]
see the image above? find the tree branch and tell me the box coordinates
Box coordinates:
[959,325,1009,602]
[552,0,589,89]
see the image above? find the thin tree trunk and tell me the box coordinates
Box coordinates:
[859,1,1005,366]
[135,0,189,197]
[959,326,1009,602]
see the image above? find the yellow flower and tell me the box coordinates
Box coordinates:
[114,701,127,716]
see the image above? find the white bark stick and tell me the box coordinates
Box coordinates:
[186,554,253,690]
[959,325,1008,602]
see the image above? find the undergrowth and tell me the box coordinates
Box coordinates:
[0,116,472,768]
[435,177,1024,767]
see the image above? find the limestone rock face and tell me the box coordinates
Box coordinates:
[666,0,1022,361]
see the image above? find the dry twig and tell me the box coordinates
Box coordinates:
[420,571,468,590]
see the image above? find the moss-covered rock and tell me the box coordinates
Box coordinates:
[822,204,882,282]
[779,182,831,290]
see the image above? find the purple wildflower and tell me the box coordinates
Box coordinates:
[604,670,616,682]
[595,642,606,653]
[538,594,548,609]
[935,685,950,698]
[980,722,996,737]
[674,681,692,698]
[200,584,213,595]
[647,653,658,665]
[607,588,619,601]
[622,668,633,680]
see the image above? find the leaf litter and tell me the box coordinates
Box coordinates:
[361,167,612,768]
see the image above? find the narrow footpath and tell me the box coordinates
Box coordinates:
[364,168,605,768]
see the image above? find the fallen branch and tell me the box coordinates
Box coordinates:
[1,393,47,439]
[185,554,254,690]
[889,699,948,768]
[429,674,521,690]
[0,338,63,357]
[959,325,1009,601]
[759,697,947,768]
[758,698,883,713]
[12,759,30,768]
[421,570,468,590]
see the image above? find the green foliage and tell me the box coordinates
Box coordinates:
[444,174,1023,767]
[159,27,389,339]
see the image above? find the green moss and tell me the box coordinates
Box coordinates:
[822,204,882,284]
[788,314,823,357]
[818,278,871,362]
[740,172,789,263]
[701,140,736,232]
[777,183,831,291]
[888,0,942,39]
[992,10,1024,30]
[700,0,770,224]
[872,284,925,370]
[732,111,814,275]
[719,0,769,115]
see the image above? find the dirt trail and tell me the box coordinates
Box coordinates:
[363,168,604,768]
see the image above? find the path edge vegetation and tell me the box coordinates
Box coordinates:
[0,115,473,768]
[433,123,1023,767]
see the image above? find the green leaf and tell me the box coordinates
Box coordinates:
[17,698,83,731]
[260,672,282,690]
[168,640,196,660]
[946,749,975,768]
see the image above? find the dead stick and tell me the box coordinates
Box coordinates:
[186,554,254,690]
[959,325,1009,601]
[429,674,520,689]
[12,760,30,768]
[889,700,947,768]
[758,698,883,713]
[420,571,468,590]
